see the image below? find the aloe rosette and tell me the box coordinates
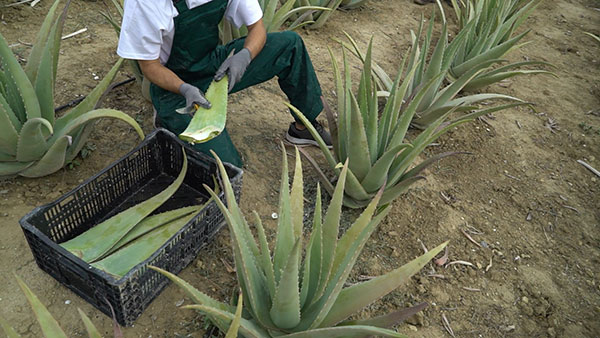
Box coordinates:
[340,16,529,129]
[152,146,447,337]
[294,39,484,208]
[0,0,143,179]
[444,0,555,91]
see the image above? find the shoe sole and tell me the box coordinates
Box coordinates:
[285,133,333,149]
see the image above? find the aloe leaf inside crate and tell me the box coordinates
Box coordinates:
[60,148,189,262]
[91,210,200,278]
[179,76,228,144]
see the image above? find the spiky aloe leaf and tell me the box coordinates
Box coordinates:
[179,76,228,144]
[14,274,68,338]
[346,92,371,181]
[77,309,102,338]
[53,58,125,131]
[91,210,199,277]
[0,161,34,177]
[253,212,276,299]
[182,304,270,338]
[310,160,349,304]
[205,152,274,328]
[0,316,20,338]
[61,149,187,262]
[0,33,41,121]
[340,302,428,328]
[311,0,343,29]
[290,147,304,241]
[0,99,19,155]
[463,68,556,91]
[320,241,448,326]
[24,0,61,84]
[48,108,144,145]
[16,118,53,162]
[299,192,388,329]
[273,144,295,282]
[150,266,236,332]
[34,33,56,125]
[360,144,411,193]
[270,239,302,329]
[450,30,529,77]
[280,325,406,338]
[0,79,23,132]
[225,293,244,338]
[300,184,323,308]
[19,135,71,178]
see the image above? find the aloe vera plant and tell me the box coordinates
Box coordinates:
[1,274,104,338]
[180,77,229,144]
[340,18,528,129]
[444,0,555,91]
[294,38,507,208]
[0,0,144,179]
[152,146,448,336]
[220,0,331,43]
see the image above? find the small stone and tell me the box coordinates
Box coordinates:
[64,300,71,305]
[407,324,418,332]
[388,231,399,237]
[522,296,529,304]
[175,299,185,307]
[547,327,556,337]
[406,312,424,326]
[476,262,483,269]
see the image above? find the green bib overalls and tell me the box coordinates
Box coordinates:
[150,0,323,167]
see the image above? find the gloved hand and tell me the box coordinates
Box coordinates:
[214,48,252,92]
[178,83,211,115]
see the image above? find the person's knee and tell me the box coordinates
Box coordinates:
[277,30,303,48]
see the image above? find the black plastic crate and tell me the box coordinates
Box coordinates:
[19,128,242,326]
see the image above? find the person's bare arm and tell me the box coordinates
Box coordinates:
[138,59,184,94]
[243,18,266,59]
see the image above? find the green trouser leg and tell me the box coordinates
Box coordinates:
[152,31,323,167]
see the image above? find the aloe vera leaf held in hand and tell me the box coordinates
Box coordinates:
[180,77,228,144]
[60,148,188,262]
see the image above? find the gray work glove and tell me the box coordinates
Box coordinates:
[214,48,252,92]
[178,83,211,115]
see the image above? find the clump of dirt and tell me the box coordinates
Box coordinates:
[0,0,598,337]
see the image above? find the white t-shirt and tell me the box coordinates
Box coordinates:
[117,0,262,64]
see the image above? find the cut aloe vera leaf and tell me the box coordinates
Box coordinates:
[60,148,188,262]
[91,210,200,278]
[93,205,202,262]
[179,77,228,144]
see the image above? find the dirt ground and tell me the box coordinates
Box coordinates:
[1,0,599,337]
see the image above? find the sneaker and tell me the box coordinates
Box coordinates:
[285,121,333,148]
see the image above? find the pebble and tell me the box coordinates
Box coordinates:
[522,296,529,304]
[407,324,418,332]
[65,300,71,305]
[547,327,556,337]
[175,299,184,307]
